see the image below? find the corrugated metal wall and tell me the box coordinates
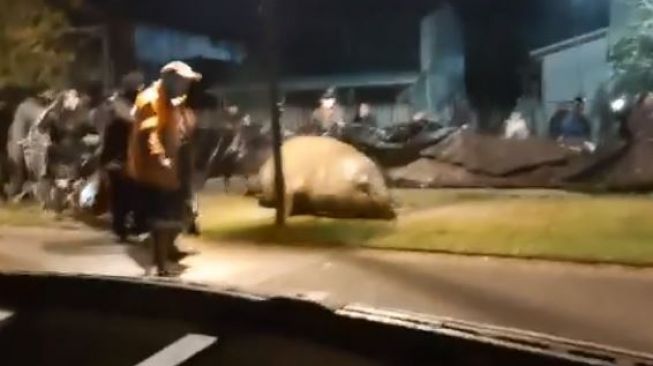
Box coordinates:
[197,102,413,130]
[280,103,412,129]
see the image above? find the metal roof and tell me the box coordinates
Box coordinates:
[209,71,420,94]
[530,28,609,59]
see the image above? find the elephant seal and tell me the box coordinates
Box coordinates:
[258,136,395,220]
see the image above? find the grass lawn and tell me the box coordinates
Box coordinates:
[2,189,652,265]
[198,189,653,266]
[0,203,55,227]
[0,202,103,229]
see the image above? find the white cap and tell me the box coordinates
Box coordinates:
[160,61,202,81]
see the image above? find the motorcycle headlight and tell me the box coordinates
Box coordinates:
[610,96,627,113]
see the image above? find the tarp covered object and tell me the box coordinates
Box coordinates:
[339,123,456,167]
[421,131,572,176]
[564,96,653,190]
[387,158,564,189]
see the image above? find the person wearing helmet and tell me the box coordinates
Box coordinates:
[353,102,378,128]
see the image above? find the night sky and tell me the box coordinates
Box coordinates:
[92,0,610,110]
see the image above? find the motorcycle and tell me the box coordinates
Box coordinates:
[20,90,100,214]
[49,134,101,214]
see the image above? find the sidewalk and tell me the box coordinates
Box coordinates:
[0,224,652,353]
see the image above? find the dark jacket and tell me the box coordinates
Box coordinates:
[39,94,95,167]
[98,94,135,170]
[549,110,591,140]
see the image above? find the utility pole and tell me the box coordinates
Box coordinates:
[261,0,286,226]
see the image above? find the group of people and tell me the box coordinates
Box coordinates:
[0,60,251,277]
[0,61,206,277]
[505,96,593,144]
[301,87,378,135]
[548,97,592,141]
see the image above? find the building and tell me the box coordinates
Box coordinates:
[528,0,641,140]
[530,28,611,126]
[93,2,466,129]
[207,3,466,129]
[210,72,419,129]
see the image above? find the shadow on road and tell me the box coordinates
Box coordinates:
[42,235,153,276]
[125,242,154,276]
[71,212,111,231]
[204,220,391,248]
[42,238,119,255]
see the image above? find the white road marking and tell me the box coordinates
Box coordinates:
[0,309,13,323]
[136,334,217,366]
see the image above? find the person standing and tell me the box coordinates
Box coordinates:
[215,102,249,192]
[97,71,145,242]
[126,61,201,277]
[550,97,591,141]
[223,103,249,130]
[563,97,592,140]
[307,87,345,134]
[503,112,530,140]
[219,102,250,163]
[353,103,377,127]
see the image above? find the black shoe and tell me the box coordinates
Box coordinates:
[114,227,128,243]
[129,225,148,236]
[157,262,187,277]
[186,221,201,236]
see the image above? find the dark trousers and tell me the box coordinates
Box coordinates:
[137,183,185,274]
[138,185,184,224]
[108,170,145,238]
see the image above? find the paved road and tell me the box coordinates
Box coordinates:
[0,224,652,353]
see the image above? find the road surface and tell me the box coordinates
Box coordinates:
[0,224,651,353]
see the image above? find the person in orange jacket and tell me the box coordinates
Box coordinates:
[127,61,201,277]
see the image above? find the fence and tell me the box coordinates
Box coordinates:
[198,95,414,130]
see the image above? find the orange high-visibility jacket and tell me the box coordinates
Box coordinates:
[126,81,195,191]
